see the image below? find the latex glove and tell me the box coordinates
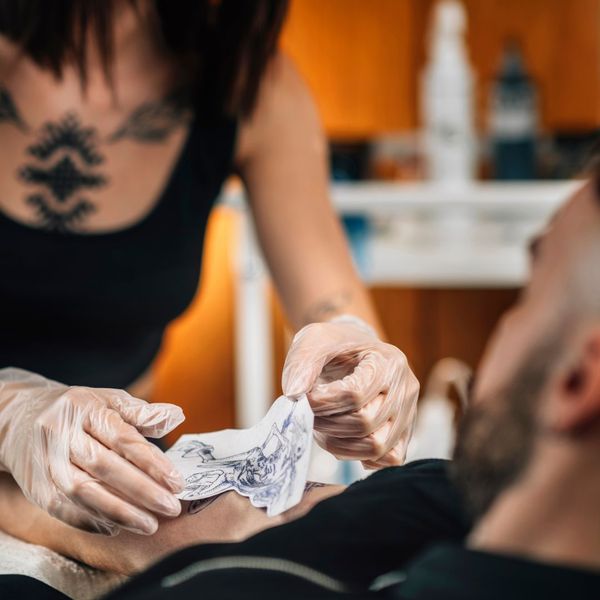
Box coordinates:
[282,316,419,468]
[0,368,185,536]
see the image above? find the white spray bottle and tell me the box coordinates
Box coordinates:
[421,0,477,186]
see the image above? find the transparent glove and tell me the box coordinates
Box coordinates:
[0,368,186,536]
[282,316,419,468]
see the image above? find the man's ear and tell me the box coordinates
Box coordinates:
[546,329,600,434]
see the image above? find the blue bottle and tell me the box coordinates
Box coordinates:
[489,41,538,180]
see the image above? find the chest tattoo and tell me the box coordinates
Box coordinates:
[108,91,193,143]
[0,87,28,132]
[0,84,192,233]
[18,112,107,233]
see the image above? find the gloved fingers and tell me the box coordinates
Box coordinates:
[70,430,181,519]
[308,351,385,415]
[313,418,390,462]
[313,393,391,438]
[85,406,184,493]
[104,390,185,438]
[282,349,331,399]
[282,321,366,398]
[315,414,410,463]
[361,431,411,469]
[46,489,119,536]
[361,442,408,470]
[363,399,418,469]
[52,463,159,535]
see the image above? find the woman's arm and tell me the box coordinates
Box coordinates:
[234,55,419,469]
[235,53,381,333]
[0,473,344,575]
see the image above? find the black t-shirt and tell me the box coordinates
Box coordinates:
[389,544,600,599]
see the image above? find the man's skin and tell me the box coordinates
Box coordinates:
[459,178,600,572]
[0,473,344,574]
[3,178,600,580]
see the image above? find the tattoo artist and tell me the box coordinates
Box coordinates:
[0,1,419,538]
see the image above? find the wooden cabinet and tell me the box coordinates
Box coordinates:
[282,0,600,138]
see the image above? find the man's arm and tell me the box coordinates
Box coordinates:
[0,473,344,575]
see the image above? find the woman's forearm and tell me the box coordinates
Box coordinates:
[235,54,383,337]
[295,281,383,333]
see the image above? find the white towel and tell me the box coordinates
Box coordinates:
[0,530,126,600]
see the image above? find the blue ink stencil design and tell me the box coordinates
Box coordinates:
[167,396,314,516]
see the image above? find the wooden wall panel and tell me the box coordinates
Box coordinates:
[281,0,418,138]
[372,287,520,385]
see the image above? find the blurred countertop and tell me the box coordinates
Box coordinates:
[224,180,581,287]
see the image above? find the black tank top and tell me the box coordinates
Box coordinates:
[0,114,237,388]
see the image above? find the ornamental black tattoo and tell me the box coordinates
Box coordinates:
[18,112,107,233]
[28,112,103,165]
[108,90,193,143]
[303,290,353,325]
[0,86,28,132]
[304,482,325,493]
[187,496,220,515]
[20,155,105,202]
[26,194,95,234]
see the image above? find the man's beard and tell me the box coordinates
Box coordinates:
[450,336,561,521]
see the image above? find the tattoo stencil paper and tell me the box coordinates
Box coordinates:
[166,396,314,517]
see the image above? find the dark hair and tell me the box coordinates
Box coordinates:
[0,0,290,117]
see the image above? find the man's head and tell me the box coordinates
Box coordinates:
[452,174,600,519]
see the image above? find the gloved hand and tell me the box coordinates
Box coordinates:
[0,368,185,536]
[282,316,419,468]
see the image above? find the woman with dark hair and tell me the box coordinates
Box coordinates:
[0,0,418,536]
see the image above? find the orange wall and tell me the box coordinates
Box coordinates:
[461,0,600,131]
[153,206,238,442]
[281,0,419,138]
[283,0,600,138]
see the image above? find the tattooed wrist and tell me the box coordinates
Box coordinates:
[186,496,220,515]
[303,290,353,325]
[304,482,326,493]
